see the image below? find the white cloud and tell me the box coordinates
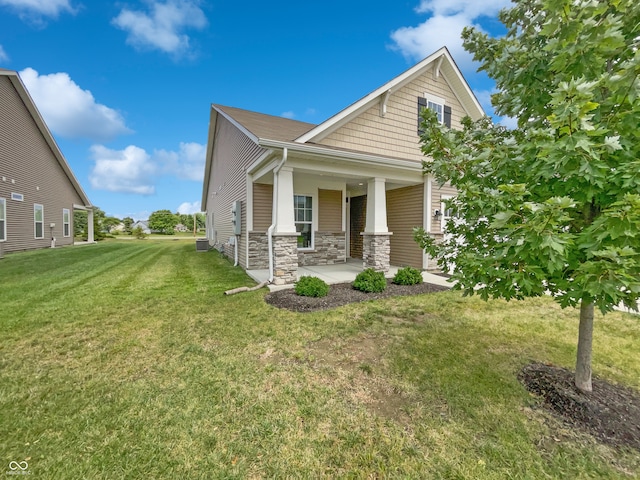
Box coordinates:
[155,142,205,181]
[177,201,201,214]
[19,68,132,141]
[112,0,207,56]
[0,45,8,62]
[0,0,76,20]
[415,0,510,18]
[90,145,157,195]
[474,88,518,129]
[281,111,295,119]
[390,0,511,72]
[89,142,205,196]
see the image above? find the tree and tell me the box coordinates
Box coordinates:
[74,210,87,238]
[103,216,121,233]
[123,217,134,235]
[415,0,640,392]
[148,209,178,235]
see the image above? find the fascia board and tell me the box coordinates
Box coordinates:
[259,138,422,174]
[201,106,219,208]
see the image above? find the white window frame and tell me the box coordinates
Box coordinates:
[0,197,6,242]
[11,192,23,202]
[440,195,454,233]
[63,208,70,237]
[294,194,314,250]
[34,204,44,239]
[425,94,445,124]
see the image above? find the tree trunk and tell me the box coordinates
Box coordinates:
[575,301,594,392]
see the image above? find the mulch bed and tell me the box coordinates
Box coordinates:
[519,362,640,451]
[264,279,449,312]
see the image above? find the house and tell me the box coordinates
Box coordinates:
[201,47,485,285]
[0,69,94,255]
[131,220,151,234]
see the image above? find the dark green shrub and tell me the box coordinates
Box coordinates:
[353,268,387,293]
[295,276,329,298]
[393,266,423,285]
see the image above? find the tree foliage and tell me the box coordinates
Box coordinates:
[123,217,134,235]
[148,209,179,235]
[415,0,640,391]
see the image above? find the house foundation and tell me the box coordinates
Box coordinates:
[361,233,391,272]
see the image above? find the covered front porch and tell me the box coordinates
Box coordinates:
[247,258,452,291]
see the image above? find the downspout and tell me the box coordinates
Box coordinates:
[268,147,288,283]
[234,234,239,266]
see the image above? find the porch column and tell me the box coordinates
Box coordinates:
[272,165,298,285]
[361,177,391,272]
[87,207,95,243]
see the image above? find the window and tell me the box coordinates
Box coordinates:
[63,208,70,237]
[0,198,6,242]
[294,195,313,249]
[34,204,44,239]
[11,192,23,201]
[441,195,454,233]
[418,95,451,133]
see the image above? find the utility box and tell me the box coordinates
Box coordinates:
[196,238,209,252]
[231,200,242,235]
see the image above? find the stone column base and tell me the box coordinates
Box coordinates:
[272,234,299,285]
[361,232,392,272]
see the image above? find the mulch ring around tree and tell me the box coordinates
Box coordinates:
[519,362,640,451]
[264,280,449,313]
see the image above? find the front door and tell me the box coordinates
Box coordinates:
[349,195,366,259]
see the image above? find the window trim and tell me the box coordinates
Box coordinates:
[440,195,454,233]
[294,193,314,251]
[418,94,451,134]
[34,204,44,239]
[63,208,70,237]
[0,197,6,242]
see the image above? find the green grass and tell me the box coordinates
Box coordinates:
[1,240,638,478]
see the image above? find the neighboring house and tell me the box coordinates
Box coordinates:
[174,223,189,233]
[0,69,94,255]
[201,47,485,285]
[131,221,151,234]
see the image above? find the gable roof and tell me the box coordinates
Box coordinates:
[0,69,92,207]
[295,47,484,144]
[213,105,315,142]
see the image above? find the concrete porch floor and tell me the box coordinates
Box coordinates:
[247,258,453,291]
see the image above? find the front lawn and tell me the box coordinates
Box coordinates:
[1,241,638,478]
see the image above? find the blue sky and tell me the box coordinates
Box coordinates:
[0,0,511,220]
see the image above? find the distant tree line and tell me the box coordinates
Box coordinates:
[73,208,205,240]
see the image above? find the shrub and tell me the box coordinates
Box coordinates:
[393,266,423,285]
[132,226,148,240]
[295,276,329,298]
[353,268,387,293]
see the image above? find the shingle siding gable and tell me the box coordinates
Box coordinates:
[316,73,464,162]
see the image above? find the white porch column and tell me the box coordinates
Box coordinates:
[274,165,296,234]
[361,177,392,272]
[87,208,95,243]
[364,177,388,233]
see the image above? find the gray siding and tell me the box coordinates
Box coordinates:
[205,115,267,269]
[0,76,85,253]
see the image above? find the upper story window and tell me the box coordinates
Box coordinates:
[418,95,451,134]
[34,204,44,239]
[294,194,313,249]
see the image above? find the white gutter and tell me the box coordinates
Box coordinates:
[268,147,288,283]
